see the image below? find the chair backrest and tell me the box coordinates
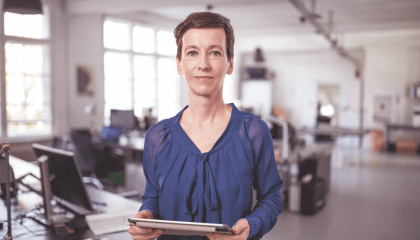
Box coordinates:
[70,129,95,176]
[52,137,64,149]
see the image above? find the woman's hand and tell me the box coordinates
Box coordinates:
[128,210,165,240]
[207,219,250,240]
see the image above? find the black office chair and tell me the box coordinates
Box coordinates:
[70,129,98,177]
[52,135,73,151]
[70,129,127,187]
[52,137,64,150]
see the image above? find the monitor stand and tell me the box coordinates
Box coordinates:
[31,211,70,227]
[16,156,97,227]
[55,196,97,216]
[29,155,69,226]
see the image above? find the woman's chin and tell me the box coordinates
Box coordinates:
[191,88,218,98]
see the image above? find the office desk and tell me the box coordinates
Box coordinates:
[273,140,333,199]
[91,135,144,163]
[298,127,370,137]
[91,134,144,151]
[1,156,141,240]
[386,124,420,152]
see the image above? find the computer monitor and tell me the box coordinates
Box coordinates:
[32,144,94,214]
[110,109,137,133]
[145,115,158,131]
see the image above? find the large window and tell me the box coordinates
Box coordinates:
[2,12,51,138]
[103,18,180,123]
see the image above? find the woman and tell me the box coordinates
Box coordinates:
[128,12,283,240]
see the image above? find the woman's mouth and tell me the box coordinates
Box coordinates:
[195,76,213,80]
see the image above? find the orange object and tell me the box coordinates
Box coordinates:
[371,130,384,152]
[274,149,281,163]
[272,106,289,122]
[396,139,417,155]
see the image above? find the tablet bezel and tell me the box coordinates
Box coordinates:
[128,218,234,235]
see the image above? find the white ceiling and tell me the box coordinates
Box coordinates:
[64,0,420,37]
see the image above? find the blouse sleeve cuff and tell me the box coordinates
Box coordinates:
[244,216,262,240]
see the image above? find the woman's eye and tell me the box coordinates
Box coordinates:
[210,51,221,56]
[187,51,197,56]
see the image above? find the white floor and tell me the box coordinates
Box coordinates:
[118,147,420,240]
[263,148,420,240]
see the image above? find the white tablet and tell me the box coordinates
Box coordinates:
[128,218,234,236]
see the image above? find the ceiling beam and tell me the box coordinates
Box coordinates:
[66,0,197,15]
[289,0,362,69]
[65,0,288,15]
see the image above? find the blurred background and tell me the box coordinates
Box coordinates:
[0,0,420,239]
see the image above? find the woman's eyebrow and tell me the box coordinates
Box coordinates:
[208,45,223,50]
[184,45,224,51]
[184,45,198,50]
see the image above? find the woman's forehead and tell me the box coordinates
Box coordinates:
[182,28,226,48]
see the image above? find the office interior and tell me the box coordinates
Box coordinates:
[1,0,420,239]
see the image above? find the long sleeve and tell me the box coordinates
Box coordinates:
[244,119,284,240]
[139,130,161,219]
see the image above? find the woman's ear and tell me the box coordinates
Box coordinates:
[226,58,234,75]
[176,58,184,75]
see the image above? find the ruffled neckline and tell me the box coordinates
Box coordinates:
[170,103,243,156]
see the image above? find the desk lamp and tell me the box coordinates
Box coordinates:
[84,103,97,134]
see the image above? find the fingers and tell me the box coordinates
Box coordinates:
[208,230,249,240]
[207,232,236,240]
[232,219,250,235]
[135,210,154,219]
[207,219,250,240]
[129,227,164,240]
[207,232,221,240]
[129,211,161,239]
[128,225,153,234]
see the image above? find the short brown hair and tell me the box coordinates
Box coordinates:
[174,12,234,62]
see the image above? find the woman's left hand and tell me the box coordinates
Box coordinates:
[207,219,250,240]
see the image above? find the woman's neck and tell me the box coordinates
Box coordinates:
[182,91,232,129]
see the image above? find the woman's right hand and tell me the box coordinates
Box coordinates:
[128,210,165,240]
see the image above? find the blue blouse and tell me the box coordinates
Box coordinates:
[139,103,284,240]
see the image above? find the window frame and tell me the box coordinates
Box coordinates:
[0,10,53,142]
[102,16,180,124]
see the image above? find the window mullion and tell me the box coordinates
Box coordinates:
[154,27,159,118]
[0,13,7,137]
[130,51,134,111]
[129,24,134,112]
[4,35,50,45]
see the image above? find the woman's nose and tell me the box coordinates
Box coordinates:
[197,55,210,71]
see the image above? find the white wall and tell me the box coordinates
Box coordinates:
[238,50,361,129]
[67,14,104,131]
[48,0,69,137]
[235,30,420,149]
[355,31,420,132]
[364,46,411,130]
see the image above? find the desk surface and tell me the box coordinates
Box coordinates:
[92,134,145,151]
[298,127,370,136]
[1,156,141,240]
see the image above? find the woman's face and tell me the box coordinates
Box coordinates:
[176,28,234,98]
